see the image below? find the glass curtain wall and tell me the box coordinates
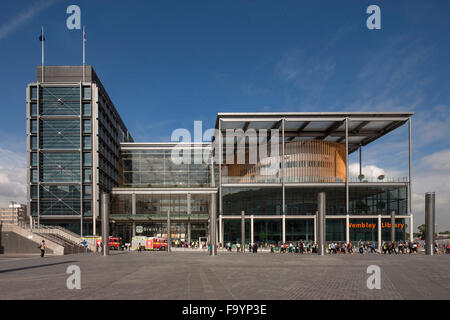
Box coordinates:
[121,149,214,188]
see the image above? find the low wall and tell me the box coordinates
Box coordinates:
[0,224,64,255]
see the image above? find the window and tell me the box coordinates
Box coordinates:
[83,168,92,182]
[83,119,91,133]
[83,185,92,199]
[31,152,37,166]
[31,185,38,199]
[30,87,37,100]
[30,119,37,133]
[82,87,91,100]
[82,103,91,116]
[83,152,91,166]
[31,169,38,183]
[30,136,38,150]
[83,136,91,150]
[30,103,37,116]
[83,201,92,216]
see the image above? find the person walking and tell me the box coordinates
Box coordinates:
[39,240,46,258]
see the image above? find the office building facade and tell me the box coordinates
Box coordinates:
[26,66,133,236]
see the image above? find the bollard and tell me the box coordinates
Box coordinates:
[317,192,326,256]
[425,192,435,255]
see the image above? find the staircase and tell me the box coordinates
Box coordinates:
[2,222,90,255]
[1,223,65,255]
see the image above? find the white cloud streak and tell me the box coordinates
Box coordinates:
[0,0,60,41]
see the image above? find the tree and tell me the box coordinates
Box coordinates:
[417,224,426,239]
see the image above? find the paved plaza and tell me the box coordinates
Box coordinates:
[0,251,449,300]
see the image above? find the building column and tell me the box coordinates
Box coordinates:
[378,214,382,252]
[346,215,350,243]
[241,211,245,252]
[250,215,254,245]
[408,118,412,214]
[390,211,396,242]
[187,221,191,244]
[317,192,326,255]
[345,118,350,244]
[101,192,110,256]
[167,210,171,253]
[210,193,217,256]
[314,215,317,243]
[187,193,191,244]
[219,215,223,245]
[132,193,136,237]
[282,215,286,243]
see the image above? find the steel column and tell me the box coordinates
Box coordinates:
[187,221,191,244]
[378,214,382,252]
[345,118,349,243]
[281,119,285,244]
[359,145,362,177]
[313,215,317,243]
[409,215,414,243]
[241,211,245,252]
[210,193,217,256]
[250,215,254,245]
[408,118,412,214]
[317,192,326,256]
[219,214,223,245]
[101,192,109,256]
[167,210,171,253]
[425,192,435,255]
[390,211,396,242]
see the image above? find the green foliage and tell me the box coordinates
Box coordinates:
[417,224,426,239]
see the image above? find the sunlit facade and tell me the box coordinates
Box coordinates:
[26,66,133,235]
[215,113,413,246]
[109,143,217,243]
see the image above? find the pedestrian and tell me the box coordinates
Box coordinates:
[39,240,46,257]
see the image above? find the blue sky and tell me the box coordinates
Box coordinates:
[0,0,449,230]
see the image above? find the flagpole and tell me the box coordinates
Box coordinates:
[41,26,44,82]
[82,26,85,83]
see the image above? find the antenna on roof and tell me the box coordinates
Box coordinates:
[82,26,86,82]
[39,26,45,82]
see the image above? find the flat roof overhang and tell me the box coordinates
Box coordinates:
[120,142,212,150]
[214,112,413,154]
[111,187,218,194]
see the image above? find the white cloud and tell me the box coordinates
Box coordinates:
[0,147,27,207]
[0,0,60,41]
[349,163,385,179]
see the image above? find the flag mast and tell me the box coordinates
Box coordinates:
[41,26,45,82]
[82,26,86,83]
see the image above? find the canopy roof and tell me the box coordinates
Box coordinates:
[214,112,413,154]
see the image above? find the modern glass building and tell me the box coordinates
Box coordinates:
[26,67,414,247]
[214,112,413,249]
[109,143,217,244]
[26,66,133,235]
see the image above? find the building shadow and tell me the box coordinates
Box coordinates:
[0,260,78,274]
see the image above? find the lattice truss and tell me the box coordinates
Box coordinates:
[38,86,82,215]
